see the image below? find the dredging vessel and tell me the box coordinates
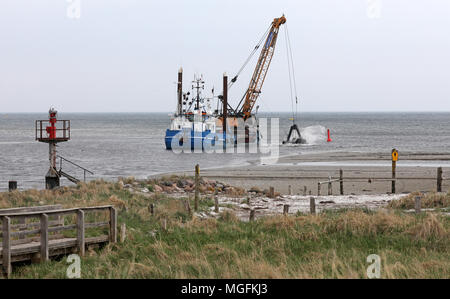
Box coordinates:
[165,15,304,150]
[165,73,222,150]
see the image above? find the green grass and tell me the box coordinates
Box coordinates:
[1,179,449,279]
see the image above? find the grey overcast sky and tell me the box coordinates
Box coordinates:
[0,0,449,113]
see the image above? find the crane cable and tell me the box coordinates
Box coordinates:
[284,24,299,124]
[228,24,272,91]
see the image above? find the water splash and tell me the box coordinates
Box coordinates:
[300,125,327,145]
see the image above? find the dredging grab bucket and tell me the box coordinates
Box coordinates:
[282,123,306,144]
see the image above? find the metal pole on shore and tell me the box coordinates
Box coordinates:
[222,73,228,150]
[327,176,332,195]
[437,167,442,192]
[310,197,316,215]
[391,149,398,194]
[195,164,200,211]
[8,181,17,192]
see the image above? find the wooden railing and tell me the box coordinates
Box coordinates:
[0,205,117,278]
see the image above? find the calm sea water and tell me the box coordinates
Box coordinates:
[0,112,449,190]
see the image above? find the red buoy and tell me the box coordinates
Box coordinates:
[327,129,332,142]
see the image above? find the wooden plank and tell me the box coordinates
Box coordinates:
[109,207,117,243]
[85,235,109,245]
[77,210,85,257]
[48,224,77,233]
[40,214,49,262]
[2,216,11,278]
[0,205,63,216]
[81,205,114,212]
[4,205,113,218]
[12,220,69,230]
[11,233,66,246]
[1,236,109,263]
[2,220,61,238]
[85,221,109,229]
[11,238,35,246]
[10,228,40,238]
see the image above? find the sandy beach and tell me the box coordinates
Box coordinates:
[172,151,450,196]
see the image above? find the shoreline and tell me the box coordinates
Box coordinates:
[168,151,450,196]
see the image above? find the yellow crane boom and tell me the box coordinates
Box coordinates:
[238,15,286,119]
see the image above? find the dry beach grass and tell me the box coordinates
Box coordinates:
[0,177,448,279]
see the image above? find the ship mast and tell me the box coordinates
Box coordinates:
[192,75,205,111]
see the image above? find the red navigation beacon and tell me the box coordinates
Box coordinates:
[36,108,70,143]
[35,108,71,189]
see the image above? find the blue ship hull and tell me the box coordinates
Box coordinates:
[165,129,224,150]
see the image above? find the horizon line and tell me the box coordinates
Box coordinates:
[1,110,450,114]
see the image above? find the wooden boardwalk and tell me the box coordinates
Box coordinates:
[1,205,117,278]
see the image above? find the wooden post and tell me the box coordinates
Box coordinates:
[2,216,11,278]
[214,196,219,213]
[185,199,192,215]
[437,167,442,192]
[328,176,332,195]
[339,169,344,195]
[40,214,49,262]
[392,161,396,194]
[415,196,421,214]
[303,186,307,196]
[249,209,255,222]
[317,183,321,196]
[310,197,316,215]
[269,186,275,198]
[162,217,167,231]
[195,164,200,211]
[110,207,117,243]
[283,205,289,215]
[288,185,292,195]
[149,203,154,216]
[8,181,17,192]
[77,210,85,256]
[120,223,126,243]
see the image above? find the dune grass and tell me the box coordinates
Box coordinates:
[1,179,449,279]
[387,191,450,210]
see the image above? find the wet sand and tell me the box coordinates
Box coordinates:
[173,151,450,195]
